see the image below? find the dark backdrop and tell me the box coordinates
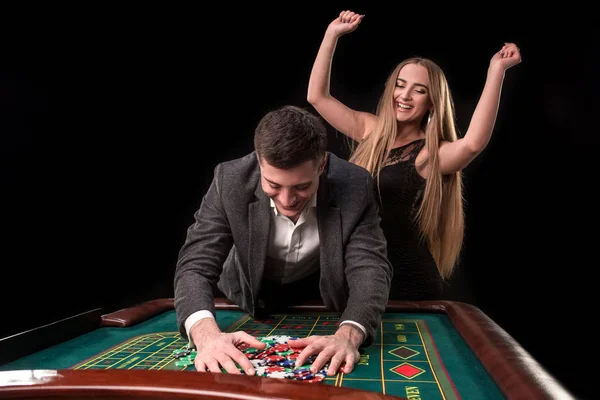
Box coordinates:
[1,3,596,399]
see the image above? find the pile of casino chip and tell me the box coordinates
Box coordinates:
[173,335,328,383]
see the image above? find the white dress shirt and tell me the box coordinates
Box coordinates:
[185,194,366,344]
[263,194,320,284]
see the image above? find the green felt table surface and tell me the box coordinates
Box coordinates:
[1,309,504,400]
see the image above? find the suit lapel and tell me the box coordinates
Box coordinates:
[248,184,271,301]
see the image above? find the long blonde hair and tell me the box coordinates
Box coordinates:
[349,58,464,280]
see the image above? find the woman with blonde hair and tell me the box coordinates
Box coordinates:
[307,10,521,300]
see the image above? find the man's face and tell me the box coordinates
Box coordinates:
[259,157,325,221]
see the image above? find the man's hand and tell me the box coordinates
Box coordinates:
[287,324,363,376]
[189,317,266,375]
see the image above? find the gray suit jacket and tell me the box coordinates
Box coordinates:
[174,151,392,346]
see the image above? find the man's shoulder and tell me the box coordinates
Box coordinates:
[216,152,258,172]
[213,152,260,192]
[326,152,372,182]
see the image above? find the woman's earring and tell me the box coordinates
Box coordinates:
[427,111,432,125]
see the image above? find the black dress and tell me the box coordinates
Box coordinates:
[378,139,443,300]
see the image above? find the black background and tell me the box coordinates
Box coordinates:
[1,3,597,399]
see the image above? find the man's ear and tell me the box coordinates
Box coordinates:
[318,154,327,175]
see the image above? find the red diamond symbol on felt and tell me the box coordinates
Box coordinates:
[389,346,419,359]
[390,363,425,379]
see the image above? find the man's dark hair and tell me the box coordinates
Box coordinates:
[254,105,328,169]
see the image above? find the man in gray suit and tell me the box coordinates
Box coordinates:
[174,105,392,378]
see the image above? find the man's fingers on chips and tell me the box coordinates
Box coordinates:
[194,359,208,373]
[235,332,266,348]
[326,354,345,376]
[295,344,319,367]
[205,358,222,373]
[228,347,256,375]
[309,350,334,373]
[217,355,242,374]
